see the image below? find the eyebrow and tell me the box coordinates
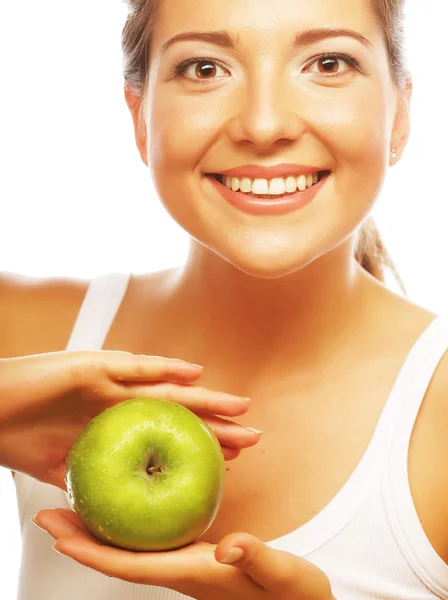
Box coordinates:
[159,27,374,56]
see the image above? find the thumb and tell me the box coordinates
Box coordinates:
[215,532,332,597]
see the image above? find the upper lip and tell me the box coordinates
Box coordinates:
[208,164,327,179]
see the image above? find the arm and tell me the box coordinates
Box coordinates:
[0,271,90,481]
[0,271,90,359]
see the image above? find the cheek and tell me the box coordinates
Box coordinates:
[147,92,217,228]
[148,92,218,175]
[306,84,392,210]
[308,86,390,164]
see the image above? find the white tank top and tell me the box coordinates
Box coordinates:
[13,272,448,599]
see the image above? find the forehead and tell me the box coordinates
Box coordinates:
[152,0,380,52]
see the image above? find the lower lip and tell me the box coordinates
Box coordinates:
[205,173,329,216]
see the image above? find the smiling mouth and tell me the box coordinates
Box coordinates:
[205,170,330,200]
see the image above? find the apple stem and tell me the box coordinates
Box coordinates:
[147,465,164,474]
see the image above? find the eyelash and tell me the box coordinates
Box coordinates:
[170,52,363,83]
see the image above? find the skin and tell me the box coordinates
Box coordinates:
[123,0,412,389]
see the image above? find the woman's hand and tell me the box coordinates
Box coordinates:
[33,508,334,600]
[0,350,261,489]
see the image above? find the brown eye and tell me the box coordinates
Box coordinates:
[317,57,340,74]
[173,59,228,82]
[305,53,359,78]
[194,61,218,79]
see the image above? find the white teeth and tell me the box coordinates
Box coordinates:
[285,176,298,193]
[222,172,321,195]
[252,179,269,194]
[269,178,286,195]
[297,175,307,192]
[240,177,252,193]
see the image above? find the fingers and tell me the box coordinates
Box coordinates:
[70,350,262,459]
[221,446,241,461]
[44,465,68,491]
[103,383,261,456]
[77,350,253,419]
[118,381,251,418]
[34,509,91,537]
[54,509,92,533]
[216,532,298,591]
[33,509,210,588]
[201,415,262,448]
[50,537,198,588]
[216,532,333,598]
[69,351,203,394]
[103,351,204,383]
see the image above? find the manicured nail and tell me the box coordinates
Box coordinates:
[171,360,203,370]
[32,516,45,532]
[53,543,67,557]
[179,362,203,370]
[246,427,263,434]
[218,547,244,564]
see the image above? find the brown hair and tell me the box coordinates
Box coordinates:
[122,0,408,296]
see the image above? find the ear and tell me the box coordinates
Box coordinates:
[124,85,148,166]
[390,72,413,164]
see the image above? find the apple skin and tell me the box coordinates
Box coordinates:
[65,397,225,551]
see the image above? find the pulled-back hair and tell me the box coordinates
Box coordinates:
[122,0,408,295]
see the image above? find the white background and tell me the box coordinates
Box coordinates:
[0,0,446,597]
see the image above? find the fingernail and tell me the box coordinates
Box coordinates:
[32,516,46,532]
[172,360,203,370]
[240,397,251,403]
[53,543,67,557]
[218,547,244,564]
[246,427,263,434]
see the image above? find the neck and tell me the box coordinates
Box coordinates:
[165,237,381,380]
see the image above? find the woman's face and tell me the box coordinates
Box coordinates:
[129,0,410,278]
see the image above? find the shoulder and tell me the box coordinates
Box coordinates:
[406,309,448,563]
[366,292,448,561]
[0,271,90,357]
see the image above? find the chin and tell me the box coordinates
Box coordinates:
[218,246,319,280]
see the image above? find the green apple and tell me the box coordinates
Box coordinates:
[65,397,225,551]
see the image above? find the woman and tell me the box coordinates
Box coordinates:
[2,0,447,598]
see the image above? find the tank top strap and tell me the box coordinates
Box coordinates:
[381,314,448,595]
[336,315,448,479]
[370,315,448,461]
[65,272,131,351]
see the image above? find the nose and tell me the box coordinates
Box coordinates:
[225,71,306,150]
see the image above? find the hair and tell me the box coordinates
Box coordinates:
[122,0,408,296]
